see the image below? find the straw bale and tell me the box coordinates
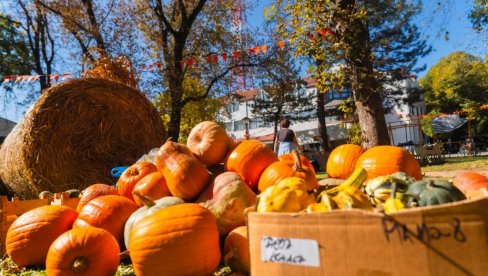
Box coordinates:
[0,78,166,199]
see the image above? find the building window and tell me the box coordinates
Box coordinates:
[225,122,233,132]
[226,103,232,114]
[250,118,263,129]
[234,120,245,131]
[233,101,240,112]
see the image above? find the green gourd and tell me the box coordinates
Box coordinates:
[406,179,466,207]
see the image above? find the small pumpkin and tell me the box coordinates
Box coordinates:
[73,195,139,249]
[76,183,118,212]
[117,161,158,201]
[129,203,221,275]
[187,121,235,165]
[124,191,185,249]
[326,144,364,179]
[46,227,119,276]
[355,145,422,180]
[133,171,171,207]
[406,179,466,207]
[258,150,318,192]
[6,205,78,267]
[156,140,210,201]
[452,171,488,191]
[257,177,313,213]
[224,226,250,274]
[225,139,278,191]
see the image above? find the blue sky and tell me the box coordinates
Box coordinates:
[1,0,486,122]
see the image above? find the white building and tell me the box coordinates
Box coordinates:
[220,75,426,159]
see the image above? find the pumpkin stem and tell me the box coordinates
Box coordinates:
[292,149,303,172]
[72,256,89,273]
[132,190,156,207]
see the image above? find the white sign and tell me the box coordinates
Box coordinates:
[261,236,320,267]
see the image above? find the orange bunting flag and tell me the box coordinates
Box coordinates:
[50,74,60,82]
[140,65,146,71]
[221,53,228,62]
[206,54,219,64]
[260,45,268,54]
[187,58,196,68]
[61,73,73,80]
[156,62,162,69]
[277,41,285,50]
[31,75,40,82]
[233,50,240,59]
[179,60,186,70]
[148,64,154,71]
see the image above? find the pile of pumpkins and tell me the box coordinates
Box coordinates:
[5,121,488,275]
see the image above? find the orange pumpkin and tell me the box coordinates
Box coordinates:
[156,140,210,201]
[129,203,221,275]
[224,226,250,274]
[187,121,235,165]
[73,195,138,248]
[46,227,119,276]
[326,144,364,179]
[117,161,158,201]
[258,150,318,192]
[453,171,488,191]
[225,139,278,191]
[279,153,316,174]
[355,145,422,180]
[76,183,118,212]
[6,205,78,267]
[133,171,171,207]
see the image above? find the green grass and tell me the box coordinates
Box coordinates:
[421,156,488,172]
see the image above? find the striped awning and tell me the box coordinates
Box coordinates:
[432,114,467,134]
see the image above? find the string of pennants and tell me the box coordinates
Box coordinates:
[393,104,488,119]
[0,27,336,87]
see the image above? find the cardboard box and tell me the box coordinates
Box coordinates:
[248,197,488,275]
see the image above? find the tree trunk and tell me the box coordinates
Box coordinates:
[316,90,330,152]
[336,0,390,148]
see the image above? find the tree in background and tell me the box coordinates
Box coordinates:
[266,0,430,148]
[469,0,488,33]
[419,51,488,135]
[154,77,223,143]
[251,44,315,148]
[0,13,32,81]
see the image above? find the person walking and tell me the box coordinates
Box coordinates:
[274,118,302,156]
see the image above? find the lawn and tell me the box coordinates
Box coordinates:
[421,156,488,172]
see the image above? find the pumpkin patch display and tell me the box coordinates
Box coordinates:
[132,171,171,207]
[224,226,250,274]
[73,195,138,249]
[124,192,185,249]
[197,172,256,235]
[453,171,488,192]
[156,140,210,201]
[46,227,119,276]
[326,144,364,179]
[129,203,221,275]
[117,161,158,202]
[279,152,316,174]
[258,150,318,192]
[355,145,422,180]
[187,121,235,165]
[76,183,118,212]
[225,139,278,191]
[6,205,78,267]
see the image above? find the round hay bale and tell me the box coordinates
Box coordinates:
[0,78,166,199]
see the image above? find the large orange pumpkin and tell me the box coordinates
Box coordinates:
[133,171,171,207]
[129,203,221,275]
[224,226,250,274]
[279,153,316,174]
[453,171,488,191]
[355,145,422,180]
[73,195,138,248]
[156,140,210,201]
[225,139,278,191]
[6,205,78,267]
[187,121,235,165]
[326,144,364,179]
[117,161,158,201]
[258,150,318,192]
[76,183,118,212]
[46,227,119,276]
